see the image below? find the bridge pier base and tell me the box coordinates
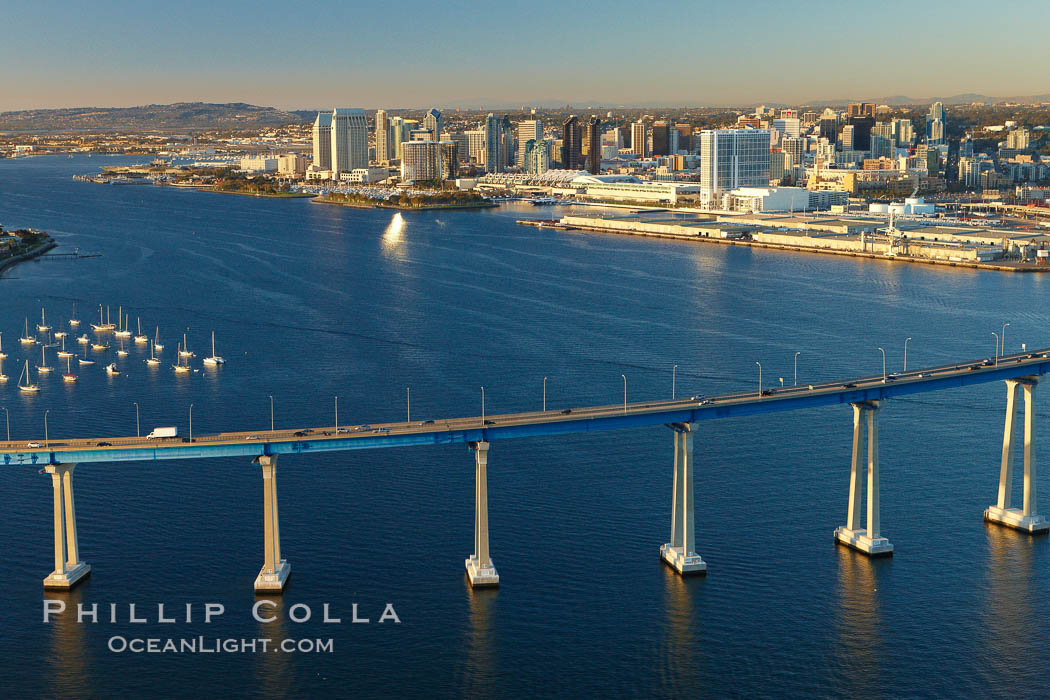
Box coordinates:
[985,378,1048,534]
[254,455,291,593]
[43,464,91,589]
[661,423,706,575]
[834,402,893,556]
[465,441,499,587]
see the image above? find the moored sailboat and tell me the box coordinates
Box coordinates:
[134,317,148,344]
[203,331,225,365]
[18,360,39,392]
[20,318,36,344]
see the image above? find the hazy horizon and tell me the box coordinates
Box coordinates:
[3,0,1046,112]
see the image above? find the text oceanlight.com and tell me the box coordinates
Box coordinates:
[108,637,334,654]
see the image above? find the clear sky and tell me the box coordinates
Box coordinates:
[2,0,1046,111]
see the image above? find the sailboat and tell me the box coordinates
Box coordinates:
[203,331,225,365]
[91,304,115,332]
[105,362,120,376]
[146,341,161,366]
[179,333,194,358]
[78,354,95,366]
[54,318,67,339]
[0,357,6,382]
[37,308,50,333]
[69,302,80,327]
[115,308,131,338]
[20,318,36,344]
[117,338,129,357]
[134,317,148,344]
[18,360,39,393]
[36,344,53,373]
[57,335,73,358]
[153,326,164,351]
[91,336,110,351]
[0,332,6,359]
[77,333,90,344]
[62,356,78,382]
[44,331,59,348]
[172,342,191,373]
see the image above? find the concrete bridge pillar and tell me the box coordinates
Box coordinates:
[254,455,291,592]
[660,423,706,574]
[985,378,1048,533]
[465,441,499,587]
[834,402,893,556]
[43,464,91,589]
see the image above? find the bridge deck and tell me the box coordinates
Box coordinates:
[3,350,1048,466]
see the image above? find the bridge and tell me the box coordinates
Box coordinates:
[4,349,1049,592]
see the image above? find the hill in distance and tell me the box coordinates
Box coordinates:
[0,102,312,132]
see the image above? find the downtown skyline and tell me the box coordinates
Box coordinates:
[3,0,1049,111]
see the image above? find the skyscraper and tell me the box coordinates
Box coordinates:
[674,123,692,154]
[562,115,582,170]
[517,119,544,166]
[846,115,874,152]
[423,108,443,142]
[926,102,945,146]
[375,109,389,164]
[484,114,504,173]
[630,120,648,157]
[651,120,670,156]
[330,108,369,177]
[312,112,333,170]
[698,129,771,208]
[586,116,601,174]
[847,103,876,118]
[524,139,551,174]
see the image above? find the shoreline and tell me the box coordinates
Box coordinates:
[518,219,1049,274]
[0,237,57,277]
[311,197,496,212]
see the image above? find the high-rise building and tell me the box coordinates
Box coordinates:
[840,125,855,151]
[698,128,771,207]
[781,136,806,168]
[1006,128,1030,150]
[312,112,333,170]
[771,118,801,139]
[401,140,441,182]
[674,123,692,154]
[586,116,602,174]
[870,122,894,158]
[389,117,407,160]
[374,109,390,164]
[330,108,369,177]
[423,108,443,142]
[651,120,670,156]
[465,129,487,163]
[524,139,551,174]
[498,116,514,170]
[847,103,876,118]
[447,132,470,164]
[440,141,458,179]
[846,115,874,152]
[517,119,544,166]
[801,111,818,126]
[926,102,945,146]
[630,120,648,157]
[562,115,582,170]
[484,114,505,173]
[818,113,838,144]
[891,118,913,147]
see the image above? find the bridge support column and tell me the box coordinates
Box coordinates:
[985,378,1048,533]
[254,455,291,592]
[465,441,498,587]
[661,423,706,575]
[834,402,893,556]
[43,464,91,589]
